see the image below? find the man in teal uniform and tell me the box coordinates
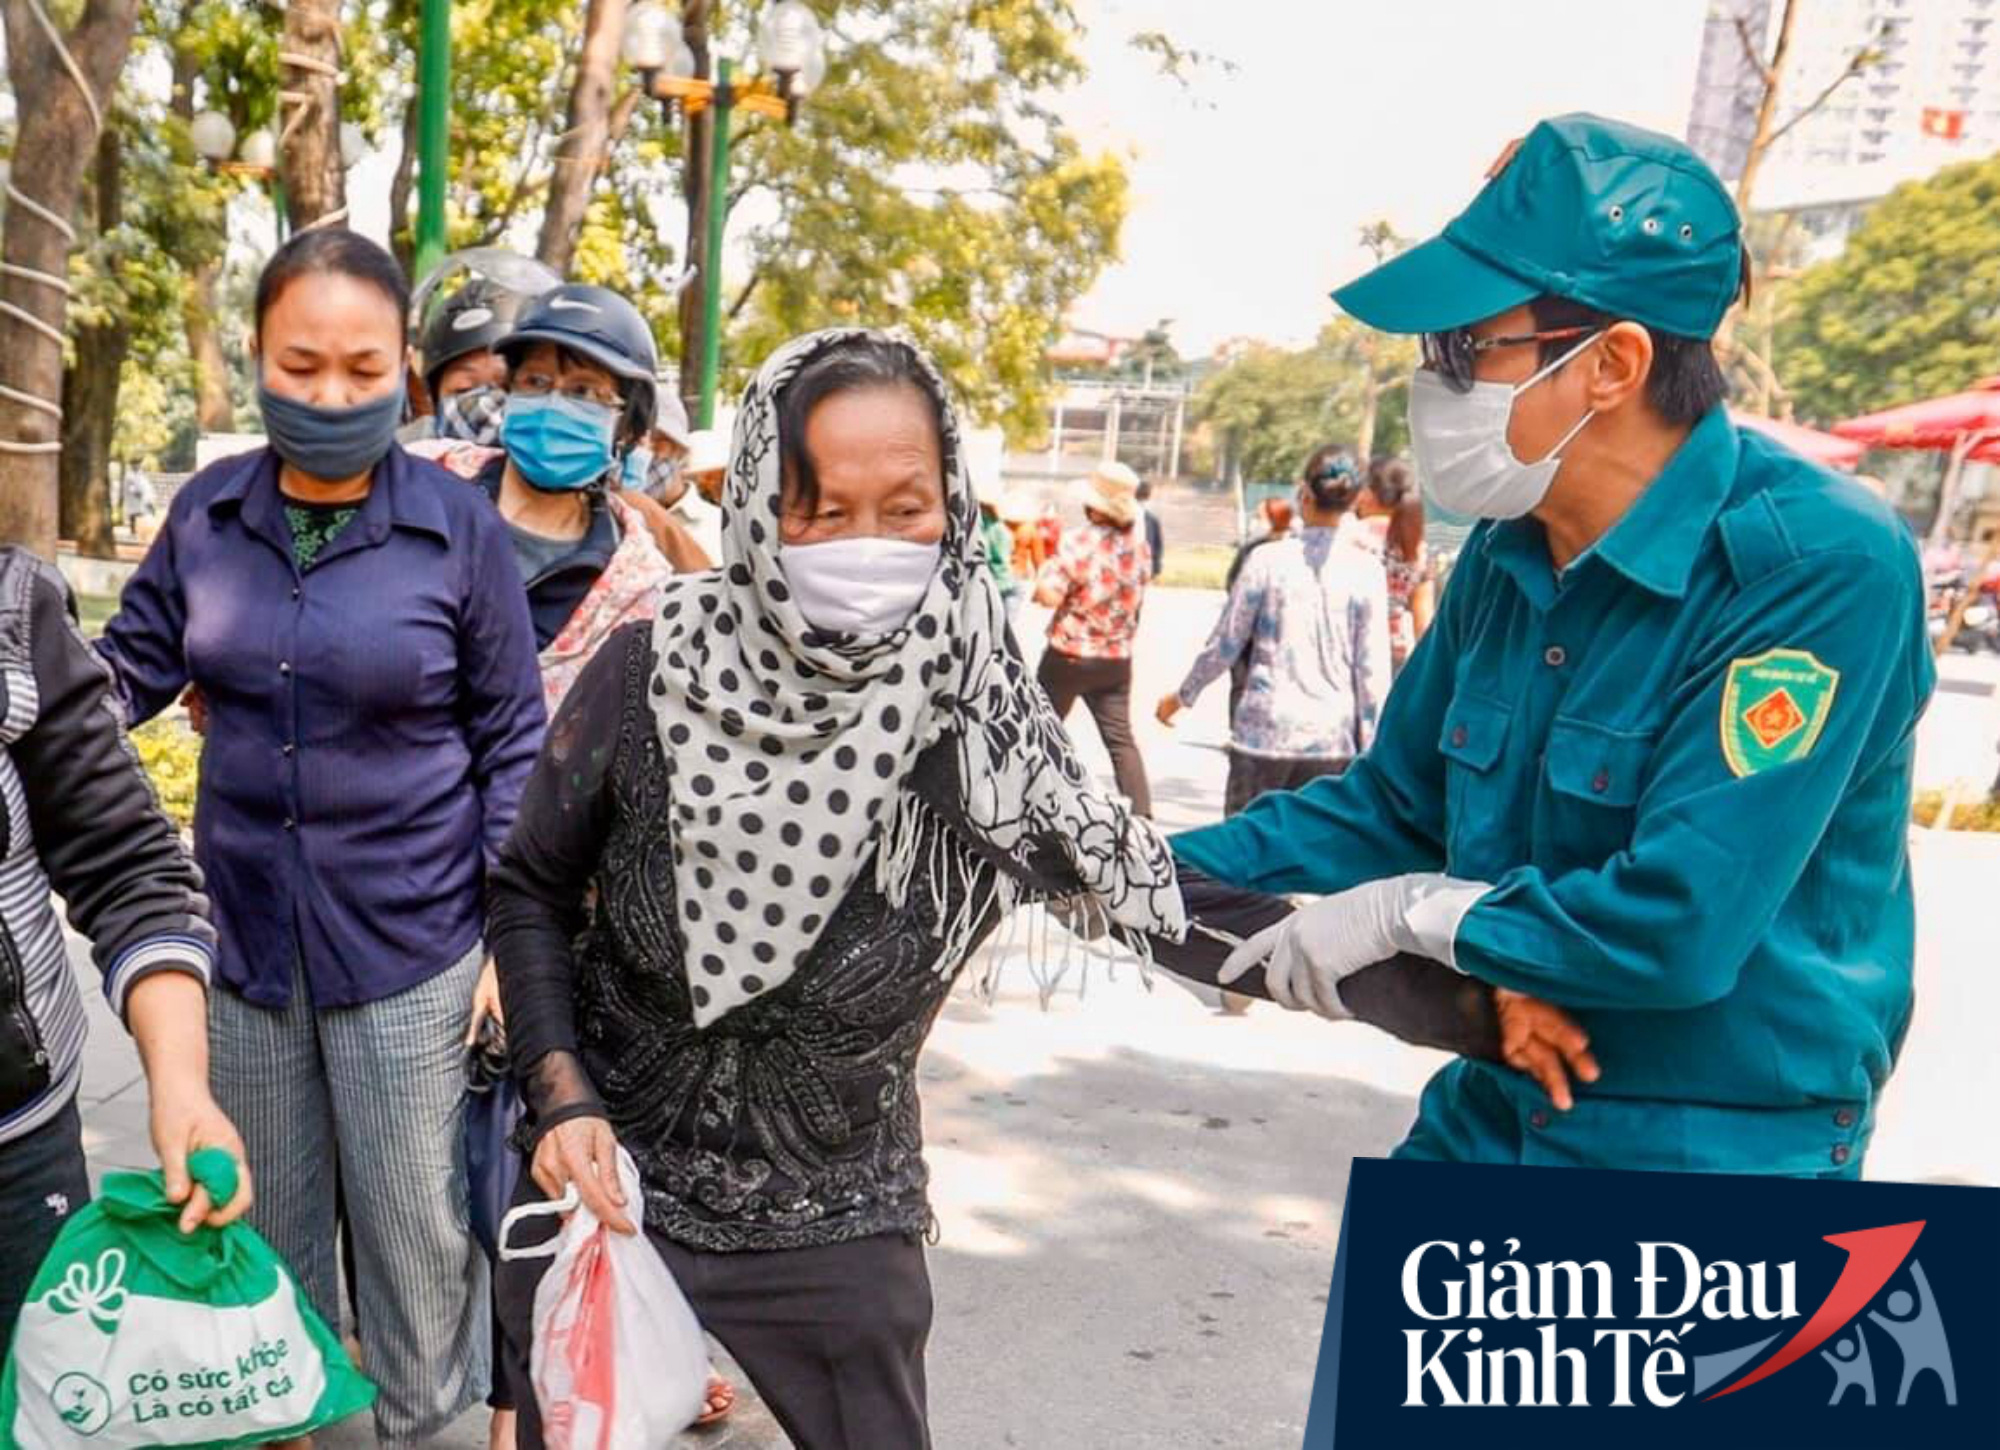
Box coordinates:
[1175,114,1933,1178]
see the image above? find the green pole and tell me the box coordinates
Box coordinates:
[413,0,452,282]
[698,59,734,429]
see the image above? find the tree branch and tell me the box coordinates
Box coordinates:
[1733,15,1778,91]
[1765,33,1880,150]
[726,264,764,323]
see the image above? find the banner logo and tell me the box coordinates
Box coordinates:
[1308,1162,1996,1447]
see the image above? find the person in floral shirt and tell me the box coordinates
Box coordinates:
[1033,460,1154,815]
[1157,447,1390,816]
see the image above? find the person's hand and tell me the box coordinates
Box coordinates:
[180,685,208,736]
[1155,692,1183,727]
[531,1116,636,1235]
[1218,878,1419,1018]
[1218,875,1489,1020]
[466,955,504,1048]
[1494,988,1600,1112]
[149,1078,252,1233]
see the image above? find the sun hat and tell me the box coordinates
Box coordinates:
[1072,460,1141,528]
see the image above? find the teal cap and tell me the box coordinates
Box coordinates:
[1332,113,1744,340]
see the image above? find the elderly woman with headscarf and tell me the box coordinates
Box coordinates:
[487,330,1597,1449]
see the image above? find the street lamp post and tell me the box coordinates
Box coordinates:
[191,111,287,241]
[624,1,827,428]
[414,0,452,282]
[193,110,370,245]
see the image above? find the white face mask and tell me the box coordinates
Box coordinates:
[1407,332,1601,520]
[780,535,942,637]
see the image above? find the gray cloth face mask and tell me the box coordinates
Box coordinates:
[258,376,407,481]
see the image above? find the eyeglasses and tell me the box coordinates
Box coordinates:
[511,372,623,411]
[1420,325,1598,394]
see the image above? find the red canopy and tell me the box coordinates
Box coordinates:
[1831,376,2000,453]
[1729,409,1866,470]
[1831,378,2000,544]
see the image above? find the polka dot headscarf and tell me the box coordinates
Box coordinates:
[649,328,1184,1027]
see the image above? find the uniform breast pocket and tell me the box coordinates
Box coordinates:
[1438,690,1514,877]
[1536,717,1657,871]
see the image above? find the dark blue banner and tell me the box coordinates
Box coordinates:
[1305,1159,2000,1447]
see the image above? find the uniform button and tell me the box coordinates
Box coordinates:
[279,660,292,675]
[1831,1143,1851,1166]
[1451,725,1469,748]
[290,586,301,601]
[1544,645,1567,667]
[1528,1109,1550,1130]
[1833,1107,1856,1129]
[1591,770,1611,795]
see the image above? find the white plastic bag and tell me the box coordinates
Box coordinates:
[499,1148,708,1449]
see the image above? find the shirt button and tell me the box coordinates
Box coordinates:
[290,586,301,601]
[279,660,292,676]
[282,818,296,832]
[1450,725,1469,748]
[1591,769,1611,794]
[1528,1109,1550,1130]
[281,742,295,757]
[1544,645,1567,667]
[1831,1143,1851,1166]
[1833,1107,1856,1129]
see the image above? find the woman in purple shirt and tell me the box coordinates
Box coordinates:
[97,230,546,1447]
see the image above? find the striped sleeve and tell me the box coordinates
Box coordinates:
[11,561,215,1022]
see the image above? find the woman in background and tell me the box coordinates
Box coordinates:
[1358,455,1434,670]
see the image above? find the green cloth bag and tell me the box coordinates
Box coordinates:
[0,1147,374,1448]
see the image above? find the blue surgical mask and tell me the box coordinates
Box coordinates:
[501,392,619,491]
[258,377,406,482]
[621,444,653,493]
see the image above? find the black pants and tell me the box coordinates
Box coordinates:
[497,1190,933,1450]
[1036,649,1152,816]
[1223,750,1348,817]
[0,1097,92,1343]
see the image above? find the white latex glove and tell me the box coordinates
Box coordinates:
[1217,873,1491,1020]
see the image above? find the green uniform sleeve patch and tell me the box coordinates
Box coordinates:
[1720,648,1841,778]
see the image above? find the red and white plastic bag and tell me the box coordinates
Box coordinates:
[499,1148,708,1449]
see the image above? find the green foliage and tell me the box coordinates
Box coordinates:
[1774,152,2000,426]
[54,0,1129,467]
[1912,789,2000,832]
[1193,321,1416,482]
[131,718,200,831]
[1155,543,1232,591]
[718,0,1129,439]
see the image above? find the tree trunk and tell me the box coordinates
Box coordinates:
[59,123,127,560]
[1732,0,1800,216]
[1714,0,1801,364]
[535,0,631,273]
[0,0,140,559]
[279,0,348,231]
[1356,332,1379,462]
[388,90,419,276]
[678,0,713,415]
[184,260,235,432]
[169,19,233,435]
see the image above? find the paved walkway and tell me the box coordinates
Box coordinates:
[66,587,2000,1447]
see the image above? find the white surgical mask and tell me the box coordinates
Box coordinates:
[1407,332,1601,519]
[780,535,942,638]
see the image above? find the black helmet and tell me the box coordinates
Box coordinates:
[498,283,660,441]
[420,279,526,400]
